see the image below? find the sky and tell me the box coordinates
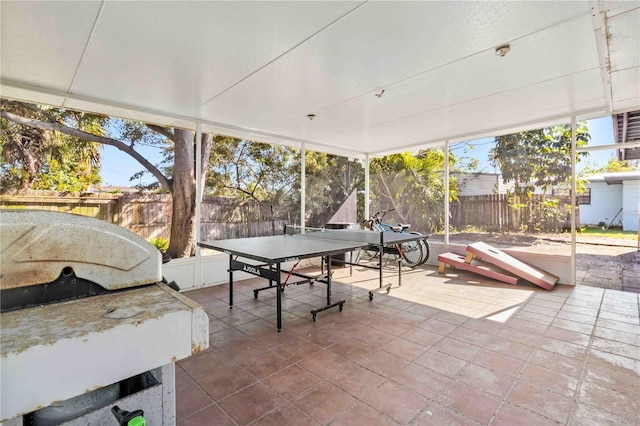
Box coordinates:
[99,117,618,187]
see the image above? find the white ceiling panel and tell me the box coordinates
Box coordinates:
[607,8,640,72]
[0,1,102,91]
[71,1,362,115]
[1,1,638,158]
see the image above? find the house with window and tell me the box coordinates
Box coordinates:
[579,171,640,231]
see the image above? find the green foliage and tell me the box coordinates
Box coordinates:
[148,237,169,252]
[0,100,103,190]
[581,158,640,175]
[369,149,455,233]
[491,123,590,197]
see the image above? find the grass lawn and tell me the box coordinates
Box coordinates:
[580,226,638,240]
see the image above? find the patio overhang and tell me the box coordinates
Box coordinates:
[1,1,639,157]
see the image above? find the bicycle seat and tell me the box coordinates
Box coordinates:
[397,223,410,231]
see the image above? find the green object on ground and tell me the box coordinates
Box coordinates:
[128,416,145,426]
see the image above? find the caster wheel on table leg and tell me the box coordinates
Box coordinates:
[369,292,373,301]
[253,291,258,299]
[339,304,343,312]
[312,314,317,322]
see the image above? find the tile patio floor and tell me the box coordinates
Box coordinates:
[178,263,640,425]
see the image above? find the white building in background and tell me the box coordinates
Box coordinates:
[579,171,640,231]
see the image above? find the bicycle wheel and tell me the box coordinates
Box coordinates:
[400,240,423,268]
[419,239,430,264]
[410,232,430,265]
[358,246,379,262]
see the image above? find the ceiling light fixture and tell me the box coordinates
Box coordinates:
[495,43,511,57]
[307,114,316,121]
[375,89,385,98]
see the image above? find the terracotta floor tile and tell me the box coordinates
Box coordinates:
[596,317,640,335]
[236,349,293,379]
[250,402,318,426]
[272,336,323,362]
[180,280,640,426]
[504,317,547,335]
[292,381,357,425]
[418,317,459,335]
[381,337,429,361]
[299,349,352,379]
[529,348,585,377]
[331,401,397,426]
[327,363,386,399]
[449,326,494,347]
[519,363,578,398]
[414,348,468,377]
[178,403,235,426]
[327,338,376,360]
[436,381,502,425]
[537,336,588,361]
[578,380,640,422]
[218,382,285,425]
[507,381,573,424]
[176,364,195,389]
[496,326,542,347]
[391,363,449,398]
[587,348,640,376]
[593,326,640,346]
[178,348,235,378]
[570,402,638,426]
[544,325,592,345]
[355,348,409,378]
[433,337,481,361]
[457,364,516,398]
[591,337,640,360]
[362,380,428,424]
[176,381,214,419]
[492,402,561,426]
[197,364,257,401]
[400,327,445,347]
[485,337,536,361]
[410,403,479,426]
[471,349,527,377]
[263,364,322,400]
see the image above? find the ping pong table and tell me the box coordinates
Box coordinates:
[198,225,426,331]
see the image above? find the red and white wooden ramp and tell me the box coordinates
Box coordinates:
[465,242,558,290]
[437,252,518,285]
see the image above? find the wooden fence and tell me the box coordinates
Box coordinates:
[0,191,288,241]
[450,194,578,232]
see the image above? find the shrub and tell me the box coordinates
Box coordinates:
[148,237,169,252]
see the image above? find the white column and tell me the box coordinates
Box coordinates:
[195,122,202,287]
[571,117,577,285]
[301,143,306,232]
[444,140,450,248]
[364,154,370,223]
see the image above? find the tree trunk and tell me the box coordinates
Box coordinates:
[168,129,196,258]
[166,130,213,259]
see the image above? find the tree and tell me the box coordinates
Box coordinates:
[490,123,590,196]
[581,158,640,174]
[369,150,456,233]
[1,99,212,258]
[205,140,363,229]
[1,100,102,190]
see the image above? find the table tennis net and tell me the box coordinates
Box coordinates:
[284,225,381,245]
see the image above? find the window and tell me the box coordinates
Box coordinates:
[577,188,591,205]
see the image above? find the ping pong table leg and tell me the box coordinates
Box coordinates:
[228,255,233,308]
[276,262,282,332]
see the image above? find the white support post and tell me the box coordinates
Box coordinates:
[571,117,577,285]
[301,143,306,233]
[195,122,203,287]
[444,140,450,248]
[364,154,370,224]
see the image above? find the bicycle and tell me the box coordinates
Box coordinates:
[360,208,429,267]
